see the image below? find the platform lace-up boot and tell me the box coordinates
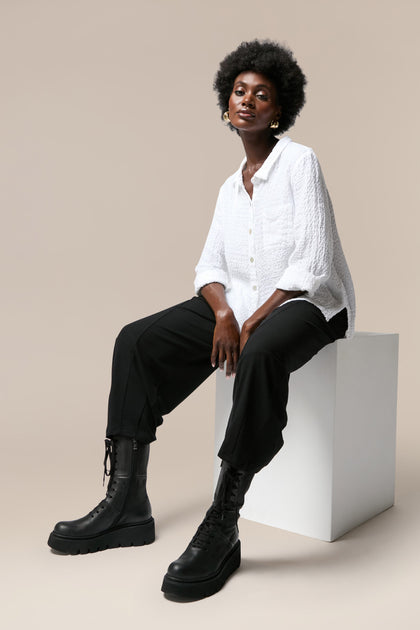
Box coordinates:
[161,461,254,599]
[48,436,155,554]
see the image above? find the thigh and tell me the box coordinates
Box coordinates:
[241,300,340,374]
[134,295,216,361]
[117,295,215,352]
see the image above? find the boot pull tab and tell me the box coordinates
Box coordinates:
[102,438,113,486]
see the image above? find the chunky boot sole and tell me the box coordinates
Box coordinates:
[161,540,241,599]
[47,517,155,555]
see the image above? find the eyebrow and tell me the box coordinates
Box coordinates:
[234,80,272,91]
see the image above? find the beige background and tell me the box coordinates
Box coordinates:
[1,0,419,628]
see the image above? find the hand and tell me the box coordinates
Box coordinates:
[211,311,240,377]
[239,317,262,354]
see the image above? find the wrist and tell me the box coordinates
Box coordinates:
[215,306,234,321]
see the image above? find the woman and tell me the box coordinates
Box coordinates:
[48,40,355,599]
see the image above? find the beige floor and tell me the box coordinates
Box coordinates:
[3,418,420,630]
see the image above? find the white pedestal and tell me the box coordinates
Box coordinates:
[214,332,399,541]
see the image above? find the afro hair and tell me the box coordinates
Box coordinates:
[214,39,307,135]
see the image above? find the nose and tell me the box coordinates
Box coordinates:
[242,92,255,108]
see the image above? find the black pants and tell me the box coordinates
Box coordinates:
[106,296,348,474]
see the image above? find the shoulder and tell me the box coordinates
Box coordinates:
[283,138,318,167]
[282,140,324,186]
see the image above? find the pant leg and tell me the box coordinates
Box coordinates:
[218,301,348,474]
[106,296,216,443]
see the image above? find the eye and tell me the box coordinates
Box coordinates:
[234,89,245,96]
[256,93,269,101]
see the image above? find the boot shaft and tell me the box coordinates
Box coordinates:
[213,461,254,514]
[104,437,149,481]
[103,436,152,523]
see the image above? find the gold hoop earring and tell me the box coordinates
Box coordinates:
[270,120,279,129]
[223,111,230,123]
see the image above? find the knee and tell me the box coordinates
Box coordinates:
[115,321,140,350]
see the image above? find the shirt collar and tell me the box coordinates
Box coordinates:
[233,135,292,190]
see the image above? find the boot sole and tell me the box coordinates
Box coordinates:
[47,517,155,555]
[161,540,241,599]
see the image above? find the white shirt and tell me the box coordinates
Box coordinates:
[194,135,356,339]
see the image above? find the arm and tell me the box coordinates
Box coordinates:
[200,282,240,377]
[194,191,230,296]
[274,149,334,295]
[194,190,239,376]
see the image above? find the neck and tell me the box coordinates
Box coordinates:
[239,131,279,171]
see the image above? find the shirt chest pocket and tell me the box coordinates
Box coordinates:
[262,203,294,248]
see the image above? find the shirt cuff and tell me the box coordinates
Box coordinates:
[275,266,324,297]
[194,269,230,295]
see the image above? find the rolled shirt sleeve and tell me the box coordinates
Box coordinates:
[275,149,334,297]
[194,191,230,295]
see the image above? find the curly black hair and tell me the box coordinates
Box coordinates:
[214,39,307,135]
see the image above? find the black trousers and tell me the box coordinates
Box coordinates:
[106,296,348,474]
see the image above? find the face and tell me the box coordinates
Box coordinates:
[227,71,281,133]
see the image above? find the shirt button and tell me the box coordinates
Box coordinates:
[252,285,257,291]
[249,228,252,234]
[250,257,254,263]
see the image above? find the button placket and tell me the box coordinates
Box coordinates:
[248,196,258,300]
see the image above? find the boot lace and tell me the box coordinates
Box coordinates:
[191,506,223,550]
[88,439,120,518]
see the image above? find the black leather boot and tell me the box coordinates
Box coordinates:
[161,461,253,599]
[48,436,155,554]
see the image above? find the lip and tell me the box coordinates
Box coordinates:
[237,110,255,119]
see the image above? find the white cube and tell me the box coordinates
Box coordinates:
[214,332,399,541]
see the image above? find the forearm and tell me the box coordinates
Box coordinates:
[200,283,233,319]
[247,288,305,327]
[238,288,305,353]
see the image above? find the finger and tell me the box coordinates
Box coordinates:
[232,347,239,374]
[225,350,233,377]
[240,333,248,355]
[218,347,226,370]
[211,342,218,368]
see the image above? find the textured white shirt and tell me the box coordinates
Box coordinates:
[194,135,356,338]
